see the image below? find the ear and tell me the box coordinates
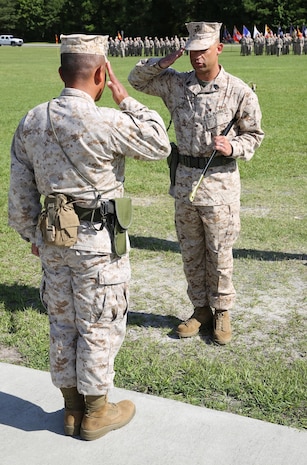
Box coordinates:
[58,66,64,82]
[217,43,224,54]
[94,65,105,85]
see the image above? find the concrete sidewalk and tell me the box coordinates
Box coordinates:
[0,362,306,465]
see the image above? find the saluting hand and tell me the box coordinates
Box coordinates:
[158,48,185,69]
[106,61,129,105]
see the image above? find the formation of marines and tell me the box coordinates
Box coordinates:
[108,32,307,58]
[108,35,186,57]
[242,32,307,56]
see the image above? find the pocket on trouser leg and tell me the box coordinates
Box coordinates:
[76,282,129,394]
[95,282,129,324]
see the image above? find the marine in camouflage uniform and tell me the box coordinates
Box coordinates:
[129,22,264,344]
[8,34,170,440]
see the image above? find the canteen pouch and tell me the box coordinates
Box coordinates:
[110,197,132,257]
[39,194,80,247]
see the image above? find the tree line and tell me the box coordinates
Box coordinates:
[1,0,306,43]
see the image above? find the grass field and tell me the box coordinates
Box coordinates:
[0,44,306,429]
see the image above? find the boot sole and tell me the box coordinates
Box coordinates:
[177,319,214,338]
[213,331,232,345]
[177,329,199,338]
[213,336,232,345]
[64,424,81,436]
[80,406,136,441]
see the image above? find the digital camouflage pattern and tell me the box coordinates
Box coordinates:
[128,61,264,206]
[8,87,170,394]
[185,22,222,51]
[175,202,240,310]
[40,248,130,394]
[9,88,170,248]
[129,60,264,310]
[60,34,109,56]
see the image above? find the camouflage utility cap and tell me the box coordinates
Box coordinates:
[60,34,109,57]
[185,22,222,51]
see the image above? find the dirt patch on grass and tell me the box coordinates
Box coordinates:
[0,345,23,364]
[128,228,307,361]
[128,259,307,364]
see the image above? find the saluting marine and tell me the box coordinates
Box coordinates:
[129,22,264,345]
[9,34,170,440]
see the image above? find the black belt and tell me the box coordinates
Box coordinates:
[178,154,235,169]
[74,201,115,222]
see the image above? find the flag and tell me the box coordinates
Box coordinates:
[264,24,272,37]
[277,25,283,37]
[223,26,232,43]
[117,31,122,40]
[253,25,261,38]
[243,25,251,37]
[233,26,242,43]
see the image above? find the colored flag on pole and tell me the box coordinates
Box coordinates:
[233,26,242,43]
[277,26,284,37]
[223,26,232,43]
[243,25,251,37]
[253,25,261,38]
[117,31,122,40]
[264,25,272,37]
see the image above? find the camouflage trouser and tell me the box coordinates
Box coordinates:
[175,200,241,311]
[39,246,130,395]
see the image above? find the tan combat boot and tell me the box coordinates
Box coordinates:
[80,395,136,441]
[60,387,85,436]
[177,306,214,338]
[213,310,232,345]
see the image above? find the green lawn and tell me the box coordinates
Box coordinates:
[0,45,306,429]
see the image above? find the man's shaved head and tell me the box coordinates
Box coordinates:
[60,53,105,84]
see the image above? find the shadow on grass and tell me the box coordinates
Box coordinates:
[0,283,45,313]
[127,310,213,344]
[130,235,307,262]
[130,235,180,253]
[233,249,307,262]
[128,310,181,330]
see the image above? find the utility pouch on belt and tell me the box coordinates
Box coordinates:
[39,193,80,247]
[167,142,179,187]
[110,197,132,257]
